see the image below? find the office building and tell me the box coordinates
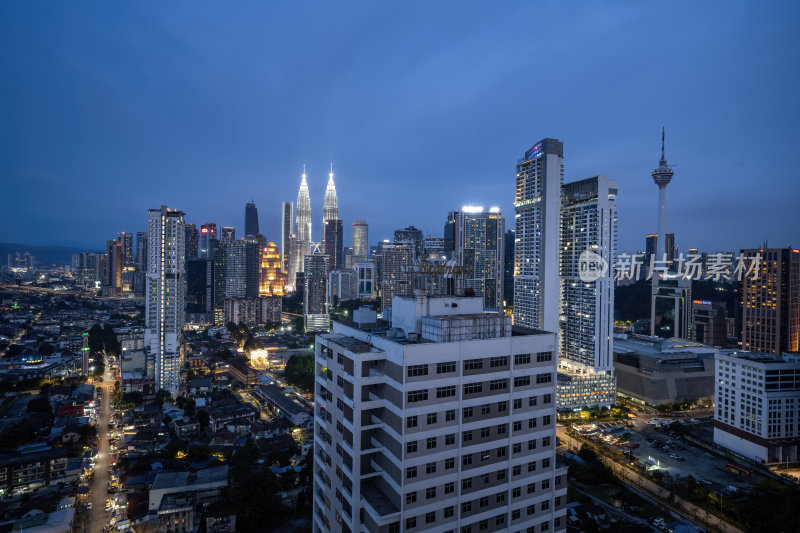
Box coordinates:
[645,233,657,266]
[557,176,617,409]
[343,246,354,269]
[313,291,567,533]
[304,254,330,316]
[329,269,358,304]
[740,248,800,355]
[185,224,198,264]
[186,259,214,324]
[104,240,123,297]
[221,226,236,244]
[514,139,563,333]
[352,219,369,260]
[244,236,261,298]
[354,261,375,298]
[445,207,505,311]
[117,232,134,267]
[145,205,186,396]
[423,237,446,259]
[259,241,285,297]
[212,240,226,325]
[199,223,217,259]
[378,242,414,307]
[665,232,676,266]
[714,351,800,464]
[504,229,515,308]
[136,231,148,271]
[282,202,293,274]
[323,164,339,231]
[72,252,102,288]
[692,300,729,347]
[245,201,260,236]
[293,169,312,283]
[323,219,344,271]
[394,226,424,259]
[224,297,281,326]
[225,240,247,299]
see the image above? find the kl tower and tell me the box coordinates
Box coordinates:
[652,127,674,261]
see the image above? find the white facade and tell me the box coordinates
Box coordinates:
[294,170,312,278]
[355,261,375,298]
[714,351,800,465]
[145,205,186,396]
[313,292,567,533]
[225,240,246,298]
[513,139,563,333]
[329,269,358,304]
[557,175,617,409]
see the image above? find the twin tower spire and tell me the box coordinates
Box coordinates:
[295,163,338,247]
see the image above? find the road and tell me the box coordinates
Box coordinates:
[87,363,112,533]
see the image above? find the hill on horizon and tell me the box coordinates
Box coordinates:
[0,242,102,266]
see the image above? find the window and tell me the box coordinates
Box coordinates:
[529,418,537,428]
[406,491,417,504]
[427,412,438,425]
[542,521,549,531]
[481,474,490,484]
[463,406,473,418]
[446,433,455,445]
[336,398,344,411]
[389,523,400,533]
[526,504,535,515]
[513,421,522,432]
[490,379,508,391]
[408,390,428,403]
[481,404,491,415]
[445,457,455,469]
[536,373,552,384]
[555,497,561,506]
[479,520,489,531]
[495,515,505,526]
[528,461,536,472]
[407,440,418,453]
[337,353,344,364]
[542,478,550,489]
[481,427,490,438]
[407,416,418,428]
[513,465,521,476]
[444,506,454,518]
[490,356,509,368]
[408,364,428,377]
[542,436,551,446]
[498,400,508,412]
[463,478,473,490]
[497,424,507,435]
[536,351,552,362]
[497,446,507,458]
[337,375,344,388]
[515,353,531,365]
[462,502,471,513]
[436,385,456,398]
[463,455,473,466]
[426,487,436,499]
[407,466,417,479]
[514,398,522,409]
[425,511,436,524]
[528,439,536,450]
[527,483,535,493]
[543,415,551,426]
[513,442,522,453]
[529,396,537,407]
[445,481,455,494]
[426,462,436,474]
[541,500,550,511]
[464,383,483,395]
[406,517,416,529]
[426,437,437,450]
[463,430,473,442]
[496,470,506,481]
[513,487,521,497]
[543,394,552,404]
[512,509,521,520]
[481,451,490,462]
[446,409,456,421]
[437,361,456,374]
[480,496,489,507]
[464,359,483,371]
[514,376,531,387]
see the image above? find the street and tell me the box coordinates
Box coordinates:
[87,363,112,533]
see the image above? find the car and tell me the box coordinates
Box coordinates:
[87,502,92,509]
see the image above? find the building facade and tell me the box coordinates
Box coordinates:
[305,253,330,318]
[379,242,414,308]
[312,292,567,533]
[259,242,285,297]
[329,269,358,304]
[355,261,375,299]
[394,226,424,259]
[323,220,344,271]
[353,219,369,261]
[245,201,260,237]
[145,205,186,396]
[282,202,293,275]
[513,139,563,333]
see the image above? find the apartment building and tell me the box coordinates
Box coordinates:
[313,291,567,533]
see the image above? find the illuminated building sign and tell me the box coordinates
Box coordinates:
[525,143,542,161]
[692,300,712,305]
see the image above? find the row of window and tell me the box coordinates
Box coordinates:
[405,451,553,480]
[406,395,554,428]
[407,424,553,453]
[409,374,552,402]
[407,353,554,378]
[404,500,559,531]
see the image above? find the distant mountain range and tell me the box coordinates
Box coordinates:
[0,242,101,266]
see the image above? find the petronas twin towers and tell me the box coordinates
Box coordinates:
[287,164,338,288]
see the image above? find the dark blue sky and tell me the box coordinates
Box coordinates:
[1,2,798,253]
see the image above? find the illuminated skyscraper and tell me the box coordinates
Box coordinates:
[185,224,198,264]
[245,201,260,236]
[104,240,123,297]
[645,233,657,265]
[323,163,338,229]
[281,202,293,274]
[117,232,134,267]
[199,223,217,259]
[259,242,285,297]
[514,138,563,332]
[145,205,186,396]
[394,225,424,259]
[136,232,148,271]
[221,226,236,244]
[352,219,369,260]
[444,207,505,311]
[293,167,312,282]
[323,219,343,271]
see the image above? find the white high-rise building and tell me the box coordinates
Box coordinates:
[557,176,617,409]
[313,291,567,533]
[444,206,505,312]
[145,205,186,396]
[293,167,312,281]
[513,139,563,333]
[225,240,247,298]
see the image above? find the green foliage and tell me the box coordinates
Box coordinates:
[156,389,172,403]
[174,395,196,417]
[225,445,288,531]
[292,316,305,335]
[284,353,315,392]
[26,396,52,414]
[121,391,143,406]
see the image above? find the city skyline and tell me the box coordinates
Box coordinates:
[2,3,799,253]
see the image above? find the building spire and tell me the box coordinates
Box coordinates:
[660,126,666,164]
[323,161,339,225]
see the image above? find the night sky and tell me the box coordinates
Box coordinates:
[1,2,798,253]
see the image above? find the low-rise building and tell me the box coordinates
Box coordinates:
[714,351,800,465]
[227,359,258,387]
[613,336,717,406]
[0,449,69,495]
[148,466,228,514]
[255,385,311,426]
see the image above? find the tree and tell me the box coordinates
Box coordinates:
[121,391,143,406]
[284,353,315,392]
[26,396,52,414]
[87,324,104,353]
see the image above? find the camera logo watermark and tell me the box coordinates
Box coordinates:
[579,250,609,282]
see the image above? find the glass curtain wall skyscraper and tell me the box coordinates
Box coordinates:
[245,200,260,236]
